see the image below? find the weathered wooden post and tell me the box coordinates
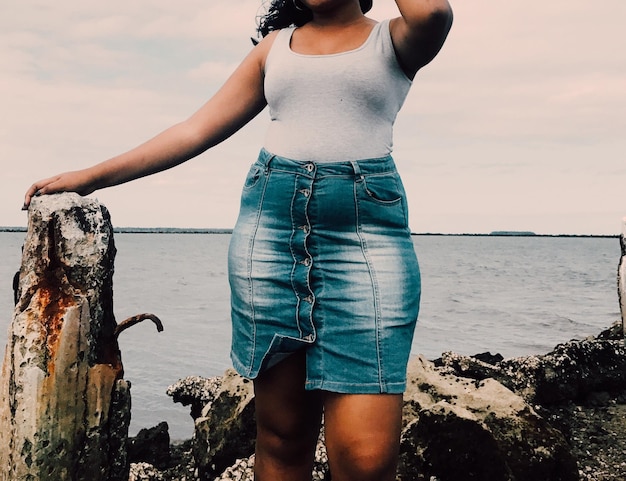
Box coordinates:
[0,193,154,481]
[619,218,626,344]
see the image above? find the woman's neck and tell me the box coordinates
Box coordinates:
[308,2,365,28]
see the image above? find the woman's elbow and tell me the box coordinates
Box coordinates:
[429,2,454,34]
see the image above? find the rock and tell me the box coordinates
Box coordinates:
[311,430,330,481]
[398,355,578,481]
[193,369,256,480]
[181,353,582,481]
[129,462,165,481]
[596,320,623,341]
[214,455,255,481]
[211,429,329,481]
[168,370,333,480]
[440,326,626,406]
[0,193,131,481]
[129,422,171,469]
[499,339,626,405]
[167,376,223,420]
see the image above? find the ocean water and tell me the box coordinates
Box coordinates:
[0,232,621,440]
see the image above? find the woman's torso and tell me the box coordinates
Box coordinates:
[263,19,412,162]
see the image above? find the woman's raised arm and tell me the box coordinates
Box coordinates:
[23,33,277,209]
[390,0,453,79]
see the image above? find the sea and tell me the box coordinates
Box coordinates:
[0,231,622,440]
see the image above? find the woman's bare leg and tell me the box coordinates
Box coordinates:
[253,350,323,481]
[323,392,403,481]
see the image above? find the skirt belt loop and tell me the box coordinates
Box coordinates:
[263,153,275,174]
[350,160,365,182]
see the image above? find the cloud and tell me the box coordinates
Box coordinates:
[187,60,240,84]
[1,0,625,234]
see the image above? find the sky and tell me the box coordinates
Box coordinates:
[1,0,625,235]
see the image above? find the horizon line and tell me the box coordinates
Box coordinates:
[0,226,618,238]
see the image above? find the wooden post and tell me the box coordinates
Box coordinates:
[619,218,626,345]
[0,193,130,481]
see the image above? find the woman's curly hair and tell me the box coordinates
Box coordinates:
[255,0,373,41]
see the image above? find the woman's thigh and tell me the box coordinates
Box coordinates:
[253,350,323,447]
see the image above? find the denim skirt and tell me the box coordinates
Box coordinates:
[228,149,421,393]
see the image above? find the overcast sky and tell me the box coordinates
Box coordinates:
[1,0,624,235]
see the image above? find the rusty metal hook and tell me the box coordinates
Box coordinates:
[114,313,164,338]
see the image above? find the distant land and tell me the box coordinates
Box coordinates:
[412,232,617,238]
[0,226,28,233]
[489,231,536,236]
[0,226,617,238]
[113,227,234,234]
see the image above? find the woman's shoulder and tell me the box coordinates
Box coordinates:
[252,28,291,71]
[255,28,292,53]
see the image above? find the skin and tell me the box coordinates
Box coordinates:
[23,1,452,479]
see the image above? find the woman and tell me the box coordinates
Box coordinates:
[23,1,452,480]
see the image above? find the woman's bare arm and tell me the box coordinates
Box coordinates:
[390,0,453,79]
[23,33,277,209]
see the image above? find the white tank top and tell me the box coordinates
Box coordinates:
[263,19,412,162]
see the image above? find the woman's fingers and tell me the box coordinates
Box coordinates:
[22,175,64,210]
[23,182,45,210]
[23,171,96,210]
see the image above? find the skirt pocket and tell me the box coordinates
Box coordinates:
[356,171,409,230]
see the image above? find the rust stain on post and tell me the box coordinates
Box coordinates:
[37,282,73,376]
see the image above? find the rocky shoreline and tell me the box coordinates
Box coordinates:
[127,322,626,481]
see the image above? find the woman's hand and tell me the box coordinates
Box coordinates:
[23,170,96,210]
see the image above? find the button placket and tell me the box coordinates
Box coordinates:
[289,165,316,341]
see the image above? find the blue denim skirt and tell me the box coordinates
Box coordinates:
[228,149,421,393]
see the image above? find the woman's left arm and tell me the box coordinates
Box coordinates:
[390,0,453,78]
